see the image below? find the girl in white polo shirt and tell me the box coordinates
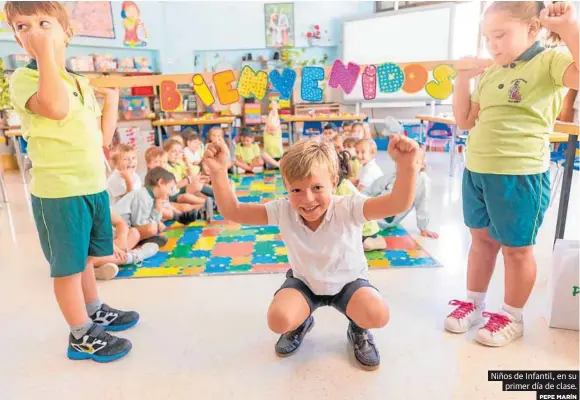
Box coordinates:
[203,136,421,371]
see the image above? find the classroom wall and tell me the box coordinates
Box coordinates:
[159,1,375,73]
[0,1,164,70]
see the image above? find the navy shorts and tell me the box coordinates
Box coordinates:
[275,270,377,315]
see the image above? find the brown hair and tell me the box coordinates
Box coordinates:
[485,1,560,45]
[343,137,358,148]
[4,1,71,30]
[183,131,202,145]
[280,139,338,184]
[144,147,165,164]
[144,167,175,187]
[206,127,224,144]
[163,139,182,152]
[337,150,353,183]
[110,144,136,168]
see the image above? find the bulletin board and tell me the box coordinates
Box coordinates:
[64,1,116,39]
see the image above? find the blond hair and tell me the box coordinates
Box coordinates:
[485,1,560,45]
[280,139,338,184]
[144,146,165,164]
[355,138,377,151]
[163,139,182,152]
[4,1,71,30]
[110,144,136,168]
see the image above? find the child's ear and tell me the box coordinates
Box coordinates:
[332,174,339,188]
[65,26,74,45]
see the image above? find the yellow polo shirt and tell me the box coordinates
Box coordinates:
[10,63,105,198]
[166,161,188,182]
[263,125,283,159]
[467,43,573,175]
[235,143,261,163]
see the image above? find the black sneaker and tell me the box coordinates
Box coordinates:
[67,323,132,363]
[275,316,315,357]
[138,235,168,248]
[177,210,199,226]
[90,303,140,332]
[347,322,380,371]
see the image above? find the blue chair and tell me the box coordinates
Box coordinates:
[301,121,323,137]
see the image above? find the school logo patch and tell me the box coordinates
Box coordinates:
[508,79,527,103]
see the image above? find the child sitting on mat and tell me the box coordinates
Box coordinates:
[107,144,142,205]
[93,210,160,280]
[336,150,387,252]
[262,101,284,169]
[234,128,264,174]
[205,126,233,173]
[363,147,438,239]
[341,121,353,136]
[203,135,421,371]
[355,138,383,191]
[350,122,364,139]
[114,167,211,240]
[182,131,204,176]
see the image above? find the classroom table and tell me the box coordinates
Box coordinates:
[416,115,460,177]
[280,114,366,144]
[416,114,579,244]
[152,116,236,150]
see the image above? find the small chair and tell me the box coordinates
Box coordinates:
[425,122,452,152]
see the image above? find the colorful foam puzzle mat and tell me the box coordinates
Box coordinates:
[116,171,441,279]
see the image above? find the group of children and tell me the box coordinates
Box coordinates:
[6,0,578,373]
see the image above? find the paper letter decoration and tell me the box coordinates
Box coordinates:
[301,66,324,102]
[213,70,239,105]
[329,60,360,94]
[377,63,405,93]
[269,68,296,100]
[425,64,456,100]
[361,65,377,100]
[402,64,428,94]
[237,66,269,100]
[160,80,182,112]
[192,74,215,107]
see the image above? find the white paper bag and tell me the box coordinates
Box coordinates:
[548,240,580,330]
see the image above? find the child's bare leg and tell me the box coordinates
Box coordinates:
[251,158,264,168]
[262,152,280,167]
[161,207,174,221]
[502,246,536,308]
[81,258,99,305]
[467,228,501,295]
[172,202,198,213]
[345,287,389,329]
[267,288,311,334]
[177,193,205,206]
[136,223,159,240]
[234,159,251,171]
[54,273,90,326]
[127,228,140,248]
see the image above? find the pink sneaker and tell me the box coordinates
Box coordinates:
[475,311,523,347]
[444,299,483,333]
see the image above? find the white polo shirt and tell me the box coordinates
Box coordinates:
[107,170,142,205]
[265,194,370,295]
[358,159,383,188]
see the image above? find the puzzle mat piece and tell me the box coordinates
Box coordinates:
[116,172,440,278]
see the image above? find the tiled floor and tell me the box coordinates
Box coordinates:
[0,152,578,400]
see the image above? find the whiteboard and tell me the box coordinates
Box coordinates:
[341,4,455,103]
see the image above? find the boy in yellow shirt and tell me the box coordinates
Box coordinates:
[6,1,136,362]
[234,128,264,174]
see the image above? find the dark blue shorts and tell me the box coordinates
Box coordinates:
[276,270,376,315]
[462,169,550,248]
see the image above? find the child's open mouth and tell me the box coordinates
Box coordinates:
[300,205,319,215]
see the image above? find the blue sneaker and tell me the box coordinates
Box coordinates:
[67,324,131,363]
[90,303,140,332]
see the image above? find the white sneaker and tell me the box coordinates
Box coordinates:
[475,311,523,347]
[444,299,483,333]
[94,263,119,280]
[363,236,387,251]
[128,243,159,265]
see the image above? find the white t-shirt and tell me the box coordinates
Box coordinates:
[184,147,202,164]
[107,170,142,204]
[265,194,370,295]
[358,159,383,188]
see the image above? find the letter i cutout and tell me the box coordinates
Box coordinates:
[192,74,215,107]
[362,65,377,100]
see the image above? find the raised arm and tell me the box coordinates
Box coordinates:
[204,142,268,225]
[453,58,487,130]
[23,32,69,120]
[93,87,120,146]
[363,135,421,221]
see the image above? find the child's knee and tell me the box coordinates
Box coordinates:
[502,246,533,264]
[129,228,140,243]
[471,230,501,253]
[267,307,295,334]
[365,301,390,328]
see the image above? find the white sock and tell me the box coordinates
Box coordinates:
[125,252,134,265]
[502,303,523,321]
[467,290,486,308]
